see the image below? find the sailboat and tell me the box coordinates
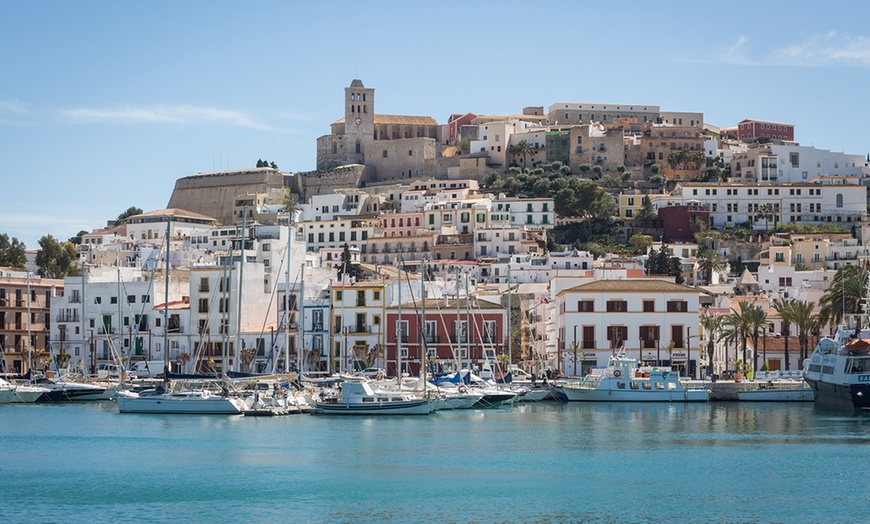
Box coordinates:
[115,215,246,415]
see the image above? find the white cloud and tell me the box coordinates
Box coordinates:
[0,99,28,113]
[60,104,274,130]
[770,32,870,67]
[715,35,754,65]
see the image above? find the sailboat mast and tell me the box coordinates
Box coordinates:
[284,220,291,374]
[163,216,170,383]
[397,254,402,380]
[421,260,426,393]
[456,270,461,370]
[26,271,31,375]
[235,204,246,372]
[299,252,305,374]
[507,264,512,369]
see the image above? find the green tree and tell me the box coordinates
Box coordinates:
[35,235,79,279]
[699,312,724,375]
[645,246,684,284]
[508,140,534,168]
[628,233,653,255]
[116,206,143,225]
[819,265,867,328]
[67,230,89,245]
[772,298,795,371]
[336,243,363,282]
[696,247,724,284]
[788,300,817,364]
[578,163,592,174]
[0,233,27,268]
[723,302,757,371]
[756,203,775,231]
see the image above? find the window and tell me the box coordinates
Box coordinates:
[454,320,468,343]
[640,325,660,349]
[836,194,843,208]
[666,300,688,312]
[578,300,594,312]
[606,300,627,312]
[643,300,655,312]
[606,326,628,349]
[127,295,135,304]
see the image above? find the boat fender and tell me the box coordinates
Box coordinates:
[309,387,316,396]
[613,370,621,378]
[458,386,467,394]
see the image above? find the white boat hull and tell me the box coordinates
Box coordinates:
[737,388,814,402]
[0,388,13,404]
[313,398,430,415]
[11,386,49,403]
[115,391,245,414]
[557,385,710,402]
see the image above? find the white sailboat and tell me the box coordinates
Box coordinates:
[115,215,245,415]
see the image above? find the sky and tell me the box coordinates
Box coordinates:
[2,1,870,249]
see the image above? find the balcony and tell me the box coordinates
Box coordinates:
[57,313,80,323]
[425,335,440,344]
[98,327,116,335]
[348,325,372,334]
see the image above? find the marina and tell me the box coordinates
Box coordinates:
[1,400,868,523]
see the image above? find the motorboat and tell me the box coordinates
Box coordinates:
[554,352,710,402]
[427,385,484,411]
[31,376,108,402]
[0,378,50,403]
[115,384,247,414]
[803,324,870,410]
[311,377,430,415]
[240,380,311,416]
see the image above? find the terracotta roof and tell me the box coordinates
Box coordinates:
[747,336,801,351]
[334,114,439,126]
[387,298,506,311]
[558,279,695,295]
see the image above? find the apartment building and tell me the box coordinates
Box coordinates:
[557,279,701,377]
[0,272,63,374]
[672,181,867,229]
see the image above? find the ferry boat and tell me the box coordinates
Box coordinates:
[554,352,710,402]
[803,326,870,411]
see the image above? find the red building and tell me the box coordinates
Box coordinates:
[385,298,507,376]
[446,113,478,145]
[659,204,709,243]
[737,119,794,142]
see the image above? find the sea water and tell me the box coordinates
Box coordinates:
[1,401,868,523]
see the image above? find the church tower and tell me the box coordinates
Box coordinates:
[344,79,374,164]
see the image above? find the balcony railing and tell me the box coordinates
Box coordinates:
[57,313,80,323]
[425,335,440,344]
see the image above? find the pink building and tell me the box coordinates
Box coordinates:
[381,212,423,237]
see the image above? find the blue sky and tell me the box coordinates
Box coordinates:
[2,1,869,249]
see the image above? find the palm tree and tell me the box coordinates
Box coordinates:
[723,302,756,370]
[699,312,724,375]
[756,203,775,232]
[746,304,767,375]
[696,247,724,285]
[788,300,817,364]
[819,265,868,329]
[772,298,794,371]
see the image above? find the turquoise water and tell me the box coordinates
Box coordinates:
[1,401,868,523]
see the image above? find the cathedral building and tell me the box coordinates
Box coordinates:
[315,80,442,180]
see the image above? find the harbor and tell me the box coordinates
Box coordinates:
[1,400,867,524]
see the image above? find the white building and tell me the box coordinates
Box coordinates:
[556,279,702,377]
[671,181,866,229]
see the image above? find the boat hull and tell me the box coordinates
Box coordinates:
[313,399,430,415]
[737,385,814,402]
[37,385,108,402]
[474,393,516,408]
[804,378,870,410]
[557,386,710,402]
[10,387,48,403]
[0,388,13,404]
[115,392,245,414]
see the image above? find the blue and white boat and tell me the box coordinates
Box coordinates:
[554,352,710,402]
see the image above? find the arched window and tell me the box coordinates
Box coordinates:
[351,104,355,113]
[355,141,361,154]
[836,194,844,208]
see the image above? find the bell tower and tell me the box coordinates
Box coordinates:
[344,79,374,163]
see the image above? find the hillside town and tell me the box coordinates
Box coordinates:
[2,78,869,383]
